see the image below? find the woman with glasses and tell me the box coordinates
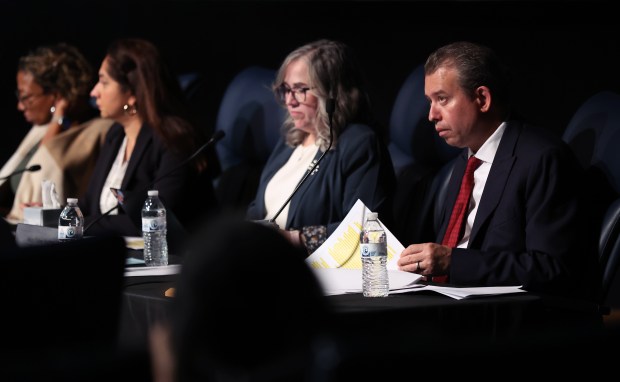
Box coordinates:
[1,43,113,221]
[247,39,395,254]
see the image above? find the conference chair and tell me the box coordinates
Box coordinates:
[599,198,620,312]
[562,90,620,313]
[389,64,459,245]
[212,66,286,214]
[387,64,459,177]
[178,71,222,180]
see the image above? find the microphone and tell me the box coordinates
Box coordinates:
[0,164,42,181]
[83,130,225,234]
[268,98,336,225]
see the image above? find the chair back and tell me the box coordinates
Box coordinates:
[178,71,221,180]
[563,91,620,194]
[214,66,285,172]
[388,64,459,176]
[600,198,620,305]
[563,91,620,310]
[212,66,286,212]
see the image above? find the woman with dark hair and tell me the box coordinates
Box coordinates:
[1,43,113,221]
[83,38,217,239]
[247,39,395,254]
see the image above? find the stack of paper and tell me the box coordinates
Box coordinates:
[390,285,525,300]
[124,264,181,277]
[311,268,423,295]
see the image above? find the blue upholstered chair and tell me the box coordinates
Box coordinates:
[214,66,284,173]
[177,71,222,179]
[563,91,620,313]
[563,91,620,194]
[212,66,286,212]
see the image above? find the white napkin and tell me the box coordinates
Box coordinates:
[41,179,61,208]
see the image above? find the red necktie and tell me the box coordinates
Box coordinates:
[433,156,482,283]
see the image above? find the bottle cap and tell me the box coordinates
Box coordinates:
[148,190,159,196]
[367,212,378,220]
[67,197,78,204]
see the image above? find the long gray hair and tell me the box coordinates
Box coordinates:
[273,39,373,151]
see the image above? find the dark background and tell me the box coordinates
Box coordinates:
[1,0,618,164]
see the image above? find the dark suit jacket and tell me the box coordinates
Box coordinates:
[247,123,396,236]
[438,120,600,299]
[82,123,217,240]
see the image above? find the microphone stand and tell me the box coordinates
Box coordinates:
[0,164,42,181]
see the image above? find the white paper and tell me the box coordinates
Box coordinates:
[311,268,423,295]
[124,264,181,277]
[389,285,525,300]
[305,199,405,270]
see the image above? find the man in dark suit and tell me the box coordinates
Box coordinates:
[398,41,599,300]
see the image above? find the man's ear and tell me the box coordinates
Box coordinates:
[476,86,492,112]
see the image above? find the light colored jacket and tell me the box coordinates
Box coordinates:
[8,118,114,221]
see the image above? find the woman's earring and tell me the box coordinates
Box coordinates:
[50,106,56,114]
[123,104,137,116]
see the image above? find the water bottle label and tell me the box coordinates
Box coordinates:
[58,226,83,240]
[142,216,166,232]
[360,243,386,258]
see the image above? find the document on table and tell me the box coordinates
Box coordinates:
[311,268,423,295]
[390,285,525,300]
[124,264,182,277]
[305,199,405,270]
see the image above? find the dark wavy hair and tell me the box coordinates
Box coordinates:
[18,42,94,122]
[104,38,207,171]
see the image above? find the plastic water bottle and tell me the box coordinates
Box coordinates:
[360,212,389,297]
[58,197,84,241]
[142,190,168,266]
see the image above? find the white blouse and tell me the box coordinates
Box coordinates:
[99,136,129,215]
[264,143,319,229]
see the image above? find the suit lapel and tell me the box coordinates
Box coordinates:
[92,125,124,200]
[122,123,152,190]
[469,122,520,242]
[286,148,324,226]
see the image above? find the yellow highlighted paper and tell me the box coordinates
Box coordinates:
[306,199,405,270]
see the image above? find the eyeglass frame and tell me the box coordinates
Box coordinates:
[15,90,46,106]
[275,84,316,104]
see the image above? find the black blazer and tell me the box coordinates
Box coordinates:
[247,123,396,235]
[439,120,600,299]
[82,123,217,239]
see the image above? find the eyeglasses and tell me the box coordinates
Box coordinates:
[275,85,315,104]
[15,90,45,106]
